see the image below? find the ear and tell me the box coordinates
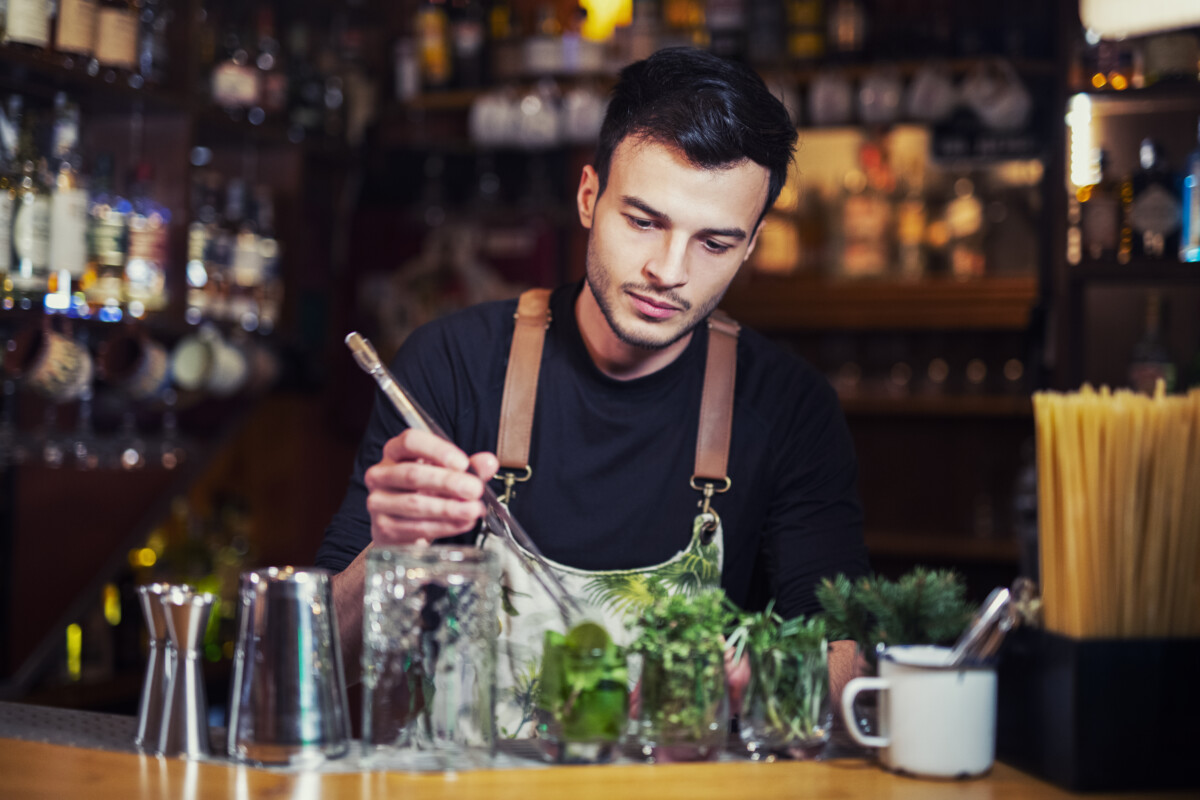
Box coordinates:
[577,165,599,229]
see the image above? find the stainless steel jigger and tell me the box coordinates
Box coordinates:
[158,585,215,758]
[133,583,172,751]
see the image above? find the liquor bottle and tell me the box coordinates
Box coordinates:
[946,175,985,279]
[254,7,287,115]
[252,184,281,334]
[285,22,322,138]
[1127,138,1181,260]
[83,154,129,320]
[124,161,168,316]
[0,97,20,304]
[416,0,452,90]
[137,0,171,85]
[825,0,864,60]
[785,0,824,64]
[1181,119,1200,263]
[450,0,486,89]
[1079,149,1121,262]
[1128,290,1176,394]
[747,0,784,65]
[211,10,258,110]
[838,139,892,278]
[54,0,98,64]
[10,125,52,307]
[894,172,926,280]
[94,0,140,74]
[706,0,746,61]
[3,0,52,49]
[46,93,90,316]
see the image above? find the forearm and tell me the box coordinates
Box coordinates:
[332,544,372,687]
[828,639,860,708]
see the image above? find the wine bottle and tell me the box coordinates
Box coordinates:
[47,93,90,316]
[0,97,20,304]
[54,0,98,63]
[1128,290,1176,394]
[11,120,51,307]
[124,161,168,316]
[137,0,171,85]
[3,0,52,50]
[94,0,140,73]
[1079,149,1121,261]
[1128,138,1181,260]
[1181,119,1200,263]
[83,154,129,320]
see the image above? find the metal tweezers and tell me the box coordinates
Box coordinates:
[345,332,581,624]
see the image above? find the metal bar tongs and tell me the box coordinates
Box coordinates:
[345,332,582,625]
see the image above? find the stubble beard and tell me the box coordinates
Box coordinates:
[584,233,726,351]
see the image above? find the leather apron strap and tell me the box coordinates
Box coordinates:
[495,288,739,502]
[694,310,740,486]
[496,289,553,498]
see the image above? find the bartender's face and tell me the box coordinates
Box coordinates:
[576,136,769,351]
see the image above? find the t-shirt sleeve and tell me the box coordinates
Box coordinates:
[762,376,869,620]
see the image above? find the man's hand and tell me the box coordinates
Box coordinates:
[725,644,751,714]
[365,429,500,545]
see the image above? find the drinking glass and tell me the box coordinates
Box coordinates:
[362,545,500,772]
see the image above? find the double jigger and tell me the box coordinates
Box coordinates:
[135,568,351,765]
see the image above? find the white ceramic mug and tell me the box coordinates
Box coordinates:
[841,645,996,779]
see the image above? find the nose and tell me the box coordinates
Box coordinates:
[644,231,689,288]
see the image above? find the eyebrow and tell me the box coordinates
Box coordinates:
[620,195,748,241]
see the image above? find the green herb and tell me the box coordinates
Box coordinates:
[537,622,628,742]
[626,587,734,743]
[816,568,974,667]
[727,603,829,748]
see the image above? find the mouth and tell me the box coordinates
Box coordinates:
[627,290,682,320]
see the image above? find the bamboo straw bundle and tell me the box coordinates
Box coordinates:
[1033,384,1200,639]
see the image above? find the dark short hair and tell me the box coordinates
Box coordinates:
[594,47,797,228]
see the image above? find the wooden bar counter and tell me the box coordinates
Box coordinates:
[0,734,1190,800]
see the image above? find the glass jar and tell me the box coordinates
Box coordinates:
[534,627,629,764]
[361,545,501,771]
[737,641,832,760]
[633,649,728,762]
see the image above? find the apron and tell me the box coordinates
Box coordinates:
[484,288,740,740]
[479,510,724,739]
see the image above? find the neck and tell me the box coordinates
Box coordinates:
[575,282,693,381]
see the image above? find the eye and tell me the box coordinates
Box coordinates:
[702,239,733,255]
[625,215,657,231]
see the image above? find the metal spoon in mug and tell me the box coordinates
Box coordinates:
[947,586,1013,668]
[345,332,581,625]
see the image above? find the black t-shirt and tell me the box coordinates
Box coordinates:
[317,282,868,618]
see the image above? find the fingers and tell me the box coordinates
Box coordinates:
[469,451,500,483]
[382,429,471,472]
[367,429,497,546]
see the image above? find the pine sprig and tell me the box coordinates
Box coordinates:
[815,568,974,666]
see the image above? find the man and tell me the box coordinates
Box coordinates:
[318,47,868,729]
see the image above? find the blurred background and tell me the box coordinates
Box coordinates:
[0,0,1198,718]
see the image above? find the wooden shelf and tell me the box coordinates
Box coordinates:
[1073,259,1200,284]
[865,531,1021,563]
[839,393,1033,418]
[0,46,185,114]
[1086,82,1200,116]
[719,274,1040,331]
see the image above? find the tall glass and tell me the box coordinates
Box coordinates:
[362,545,501,771]
[737,642,832,759]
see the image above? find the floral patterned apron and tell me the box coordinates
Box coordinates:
[478,510,724,739]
